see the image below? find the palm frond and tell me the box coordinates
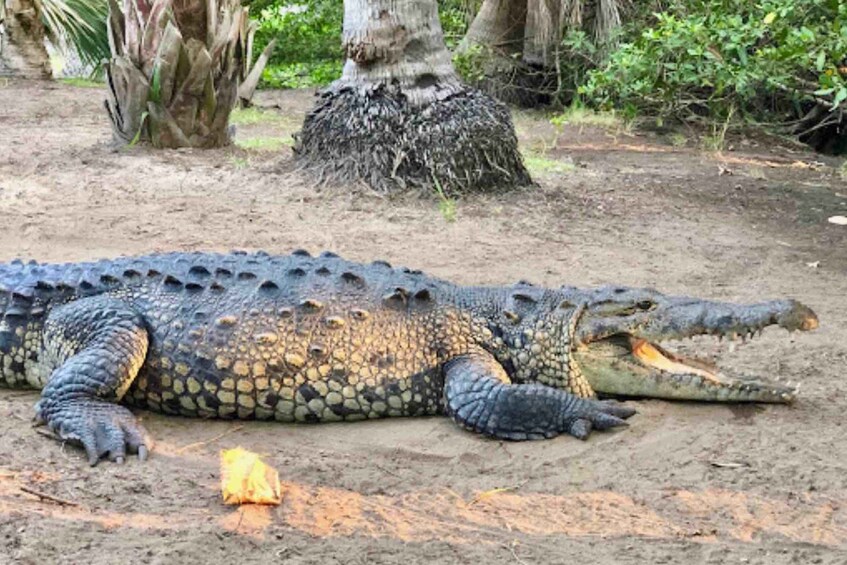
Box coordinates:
[40,0,110,69]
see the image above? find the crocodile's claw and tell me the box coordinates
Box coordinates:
[563,398,636,440]
[37,399,152,466]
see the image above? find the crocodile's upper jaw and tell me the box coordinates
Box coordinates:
[567,290,819,403]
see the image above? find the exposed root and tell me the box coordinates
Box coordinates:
[464,51,557,107]
[472,68,557,108]
[294,84,534,195]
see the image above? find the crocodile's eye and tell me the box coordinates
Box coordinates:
[636,300,655,311]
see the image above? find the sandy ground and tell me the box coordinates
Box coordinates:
[1,79,846,564]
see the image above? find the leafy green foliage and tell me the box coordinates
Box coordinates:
[578,0,847,124]
[251,0,343,88]
[439,1,472,49]
[261,60,342,89]
[40,0,110,71]
[555,30,603,103]
[452,44,488,84]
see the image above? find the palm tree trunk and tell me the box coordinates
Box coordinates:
[458,0,554,106]
[0,0,52,79]
[295,0,532,194]
[462,0,526,56]
[522,0,563,67]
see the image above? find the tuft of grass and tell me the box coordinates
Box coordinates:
[700,134,725,152]
[700,106,735,152]
[230,107,284,126]
[235,136,288,151]
[60,77,103,88]
[231,156,250,170]
[669,133,688,148]
[748,167,767,180]
[431,174,457,223]
[521,151,576,175]
[551,105,622,129]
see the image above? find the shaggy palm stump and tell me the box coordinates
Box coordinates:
[295,84,533,194]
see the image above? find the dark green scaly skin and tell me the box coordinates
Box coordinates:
[0,250,817,465]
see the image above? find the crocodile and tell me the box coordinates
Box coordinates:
[0,250,818,465]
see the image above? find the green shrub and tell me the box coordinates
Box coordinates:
[579,0,847,125]
[261,60,342,89]
[440,1,474,49]
[251,0,343,89]
[452,44,489,84]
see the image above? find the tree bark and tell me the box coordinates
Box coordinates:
[462,0,526,57]
[0,0,52,79]
[295,0,532,194]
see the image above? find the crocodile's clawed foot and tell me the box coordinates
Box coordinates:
[565,398,636,440]
[596,399,637,419]
[36,400,152,466]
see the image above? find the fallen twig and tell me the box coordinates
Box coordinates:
[504,540,529,565]
[34,429,56,440]
[710,461,749,469]
[375,465,402,478]
[175,425,245,454]
[19,486,79,507]
[469,479,529,506]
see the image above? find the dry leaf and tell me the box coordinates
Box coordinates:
[220,447,282,505]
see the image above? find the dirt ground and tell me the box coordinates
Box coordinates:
[1,79,846,564]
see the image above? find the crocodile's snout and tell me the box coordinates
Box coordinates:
[571,290,818,403]
[778,301,819,332]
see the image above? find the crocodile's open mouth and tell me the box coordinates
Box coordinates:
[572,298,819,403]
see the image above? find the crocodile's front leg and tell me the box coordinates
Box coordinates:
[34,296,151,466]
[444,351,635,440]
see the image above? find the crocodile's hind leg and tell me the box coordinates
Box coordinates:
[34,295,150,466]
[444,351,636,440]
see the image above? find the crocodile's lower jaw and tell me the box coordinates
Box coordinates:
[575,335,798,403]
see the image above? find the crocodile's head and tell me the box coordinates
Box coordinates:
[566,286,819,403]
